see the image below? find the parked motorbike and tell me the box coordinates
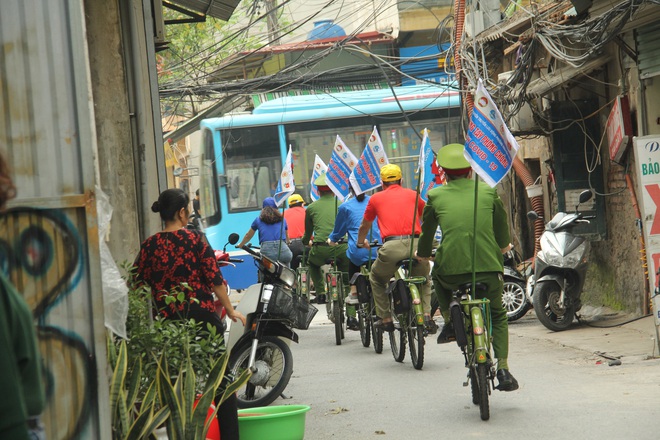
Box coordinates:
[502,247,533,322]
[212,247,243,334]
[225,233,317,408]
[526,190,594,331]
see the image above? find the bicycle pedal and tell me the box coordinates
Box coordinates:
[462,381,469,387]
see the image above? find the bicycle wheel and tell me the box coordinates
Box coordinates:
[337,277,345,341]
[469,365,479,405]
[477,363,490,420]
[389,318,406,363]
[333,298,342,345]
[451,304,468,349]
[407,309,425,370]
[370,300,383,354]
[359,303,371,347]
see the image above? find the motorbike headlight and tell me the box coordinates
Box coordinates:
[278,266,296,289]
[562,242,587,268]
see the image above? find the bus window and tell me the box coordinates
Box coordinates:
[222,125,281,212]
[381,118,462,188]
[289,124,371,197]
[200,129,221,227]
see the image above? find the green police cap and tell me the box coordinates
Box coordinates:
[314,172,327,186]
[437,143,470,171]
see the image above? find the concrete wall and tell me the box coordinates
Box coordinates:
[85,0,141,264]
[580,38,647,314]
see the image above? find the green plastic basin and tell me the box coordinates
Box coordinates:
[237,405,311,440]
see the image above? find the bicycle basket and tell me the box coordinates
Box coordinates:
[268,286,318,330]
[386,279,411,314]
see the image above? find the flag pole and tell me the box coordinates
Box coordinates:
[471,174,479,292]
[409,129,427,273]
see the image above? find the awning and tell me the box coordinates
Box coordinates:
[525,55,611,98]
[162,94,250,144]
[207,31,394,82]
[164,0,240,21]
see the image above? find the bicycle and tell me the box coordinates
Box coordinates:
[350,241,382,352]
[294,249,312,303]
[324,253,346,346]
[449,281,495,421]
[386,259,427,370]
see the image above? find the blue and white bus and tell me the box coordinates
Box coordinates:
[198,83,461,289]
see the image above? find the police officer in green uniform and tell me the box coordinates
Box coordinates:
[302,173,355,322]
[416,143,519,392]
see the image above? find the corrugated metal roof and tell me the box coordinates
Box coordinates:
[168,0,240,21]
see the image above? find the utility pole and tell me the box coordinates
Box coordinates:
[263,0,281,44]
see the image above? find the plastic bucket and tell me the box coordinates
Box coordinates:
[525,184,542,198]
[238,405,311,440]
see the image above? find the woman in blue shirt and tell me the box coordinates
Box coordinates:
[237,197,293,266]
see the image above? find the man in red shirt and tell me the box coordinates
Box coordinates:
[284,194,306,269]
[356,164,435,333]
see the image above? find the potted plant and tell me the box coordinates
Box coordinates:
[108,266,249,440]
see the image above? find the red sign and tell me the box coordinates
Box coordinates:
[607,95,632,163]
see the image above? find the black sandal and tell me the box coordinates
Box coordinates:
[374,319,394,332]
[424,316,438,334]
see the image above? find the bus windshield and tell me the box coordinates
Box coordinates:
[200,83,462,289]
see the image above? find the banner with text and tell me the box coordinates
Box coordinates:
[327,135,358,201]
[349,126,389,195]
[633,135,660,328]
[464,79,519,187]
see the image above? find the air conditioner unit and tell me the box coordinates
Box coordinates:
[508,103,535,133]
[464,11,485,38]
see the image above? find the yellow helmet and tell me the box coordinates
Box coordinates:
[287,194,304,206]
[380,164,402,182]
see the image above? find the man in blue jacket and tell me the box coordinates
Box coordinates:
[328,186,381,330]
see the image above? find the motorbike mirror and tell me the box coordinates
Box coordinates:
[227,233,240,245]
[578,190,593,204]
[526,211,539,222]
[575,190,593,211]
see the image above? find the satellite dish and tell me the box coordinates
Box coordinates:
[173,167,183,176]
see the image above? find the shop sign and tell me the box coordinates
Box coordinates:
[607,96,632,163]
[633,135,660,326]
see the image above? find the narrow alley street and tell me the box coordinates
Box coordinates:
[278,309,660,439]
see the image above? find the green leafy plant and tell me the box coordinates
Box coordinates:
[157,349,250,440]
[108,263,250,439]
[108,336,169,440]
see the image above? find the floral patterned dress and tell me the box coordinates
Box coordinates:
[133,228,222,319]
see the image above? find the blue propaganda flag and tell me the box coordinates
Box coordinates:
[273,146,295,206]
[349,126,389,195]
[464,79,520,187]
[310,154,327,202]
[418,128,437,201]
[327,135,358,201]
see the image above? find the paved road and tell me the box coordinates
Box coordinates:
[270,306,660,440]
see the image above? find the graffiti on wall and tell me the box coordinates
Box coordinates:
[0,207,94,440]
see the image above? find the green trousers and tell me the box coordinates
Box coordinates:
[369,238,432,319]
[308,244,355,317]
[432,270,508,362]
